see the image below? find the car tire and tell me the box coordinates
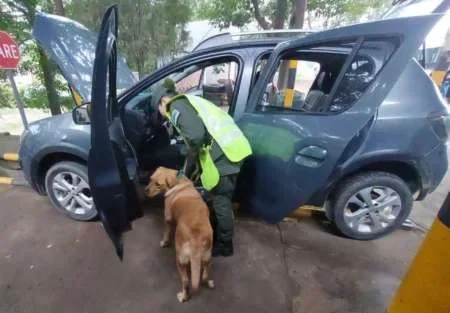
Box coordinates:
[329,172,412,240]
[45,161,97,221]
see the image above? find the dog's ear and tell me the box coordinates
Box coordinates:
[165,174,178,189]
[150,167,163,180]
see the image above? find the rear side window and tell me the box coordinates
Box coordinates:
[255,48,349,113]
[329,39,397,112]
[255,38,398,114]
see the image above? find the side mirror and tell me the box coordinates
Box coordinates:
[72,103,91,125]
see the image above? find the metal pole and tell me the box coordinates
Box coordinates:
[6,70,28,130]
[388,191,450,313]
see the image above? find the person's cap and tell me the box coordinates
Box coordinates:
[151,78,178,109]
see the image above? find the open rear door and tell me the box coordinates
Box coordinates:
[238,13,442,223]
[88,6,142,259]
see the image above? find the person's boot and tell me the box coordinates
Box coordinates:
[212,240,233,257]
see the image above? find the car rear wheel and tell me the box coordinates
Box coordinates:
[45,161,97,221]
[328,172,412,240]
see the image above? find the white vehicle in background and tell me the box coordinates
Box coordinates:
[385,0,450,82]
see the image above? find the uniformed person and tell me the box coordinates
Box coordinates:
[152,79,252,257]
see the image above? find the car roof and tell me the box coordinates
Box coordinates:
[192,30,315,52]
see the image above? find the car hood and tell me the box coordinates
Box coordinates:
[33,12,137,102]
[28,112,90,135]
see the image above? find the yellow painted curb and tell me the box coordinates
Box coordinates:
[0,177,13,184]
[2,153,19,161]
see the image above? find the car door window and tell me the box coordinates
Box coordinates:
[198,61,239,112]
[329,39,397,112]
[255,39,398,114]
[131,58,240,115]
[176,70,202,93]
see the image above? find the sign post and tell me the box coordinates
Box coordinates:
[0,31,28,130]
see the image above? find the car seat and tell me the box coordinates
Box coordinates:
[303,71,332,112]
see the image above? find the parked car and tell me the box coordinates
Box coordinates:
[20,7,448,255]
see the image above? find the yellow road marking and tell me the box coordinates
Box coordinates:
[0,177,13,184]
[2,153,19,161]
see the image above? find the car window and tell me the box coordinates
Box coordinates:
[329,39,398,112]
[176,70,202,93]
[255,49,348,113]
[201,61,239,112]
[255,39,398,114]
[126,57,240,115]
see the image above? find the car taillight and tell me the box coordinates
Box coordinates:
[428,113,450,142]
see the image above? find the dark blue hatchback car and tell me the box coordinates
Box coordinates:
[19,7,448,255]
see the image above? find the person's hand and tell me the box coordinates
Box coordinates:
[158,96,170,117]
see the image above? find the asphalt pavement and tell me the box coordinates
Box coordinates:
[0,185,428,313]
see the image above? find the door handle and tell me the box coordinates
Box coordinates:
[295,146,327,167]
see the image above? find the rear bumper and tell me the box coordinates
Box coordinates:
[417,143,448,200]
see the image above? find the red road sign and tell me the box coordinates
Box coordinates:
[0,31,20,69]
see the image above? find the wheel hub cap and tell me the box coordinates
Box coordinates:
[343,186,402,234]
[52,172,93,216]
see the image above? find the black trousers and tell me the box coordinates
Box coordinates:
[210,174,237,242]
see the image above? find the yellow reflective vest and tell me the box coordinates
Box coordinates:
[167,94,252,190]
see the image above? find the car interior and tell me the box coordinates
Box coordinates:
[122,57,239,173]
[256,39,396,113]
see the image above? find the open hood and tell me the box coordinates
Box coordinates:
[33,12,137,102]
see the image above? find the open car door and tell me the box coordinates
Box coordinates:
[238,13,442,223]
[89,6,142,259]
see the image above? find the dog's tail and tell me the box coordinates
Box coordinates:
[190,252,202,292]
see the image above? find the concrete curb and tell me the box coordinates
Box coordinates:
[1,153,19,161]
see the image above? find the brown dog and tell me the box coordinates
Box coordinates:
[146,167,214,302]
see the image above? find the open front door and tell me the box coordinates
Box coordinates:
[238,14,442,223]
[88,6,142,259]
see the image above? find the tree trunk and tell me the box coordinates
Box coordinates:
[250,0,271,29]
[273,0,288,29]
[306,10,312,29]
[290,0,307,29]
[135,57,144,80]
[278,0,307,93]
[38,47,61,116]
[53,0,65,16]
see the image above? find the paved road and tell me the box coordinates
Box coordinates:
[0,185,425,313]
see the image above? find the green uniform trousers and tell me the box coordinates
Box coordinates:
[210,174,237,242]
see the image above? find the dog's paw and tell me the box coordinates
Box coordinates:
[177,292,188,303]
[207,280,215,289]
[160,240,169,248]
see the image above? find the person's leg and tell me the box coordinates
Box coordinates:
[210,175,236,257]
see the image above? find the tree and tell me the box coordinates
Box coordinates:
[68,0,191,78]
[53,0,64,15]
[199,0,387,30]
[198,0,305,30]
[1,0,62,115]
[308,0,388,28]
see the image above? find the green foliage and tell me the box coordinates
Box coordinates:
[197,0,253,29]
[0,82,14,108]
[198,0,389,30]
[18,71,72,110]
[308,0,388,27]
[67,0,192,77]
[0,0,64,115]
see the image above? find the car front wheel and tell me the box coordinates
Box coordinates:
[45,161,97,221]
[329,172,412,240]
